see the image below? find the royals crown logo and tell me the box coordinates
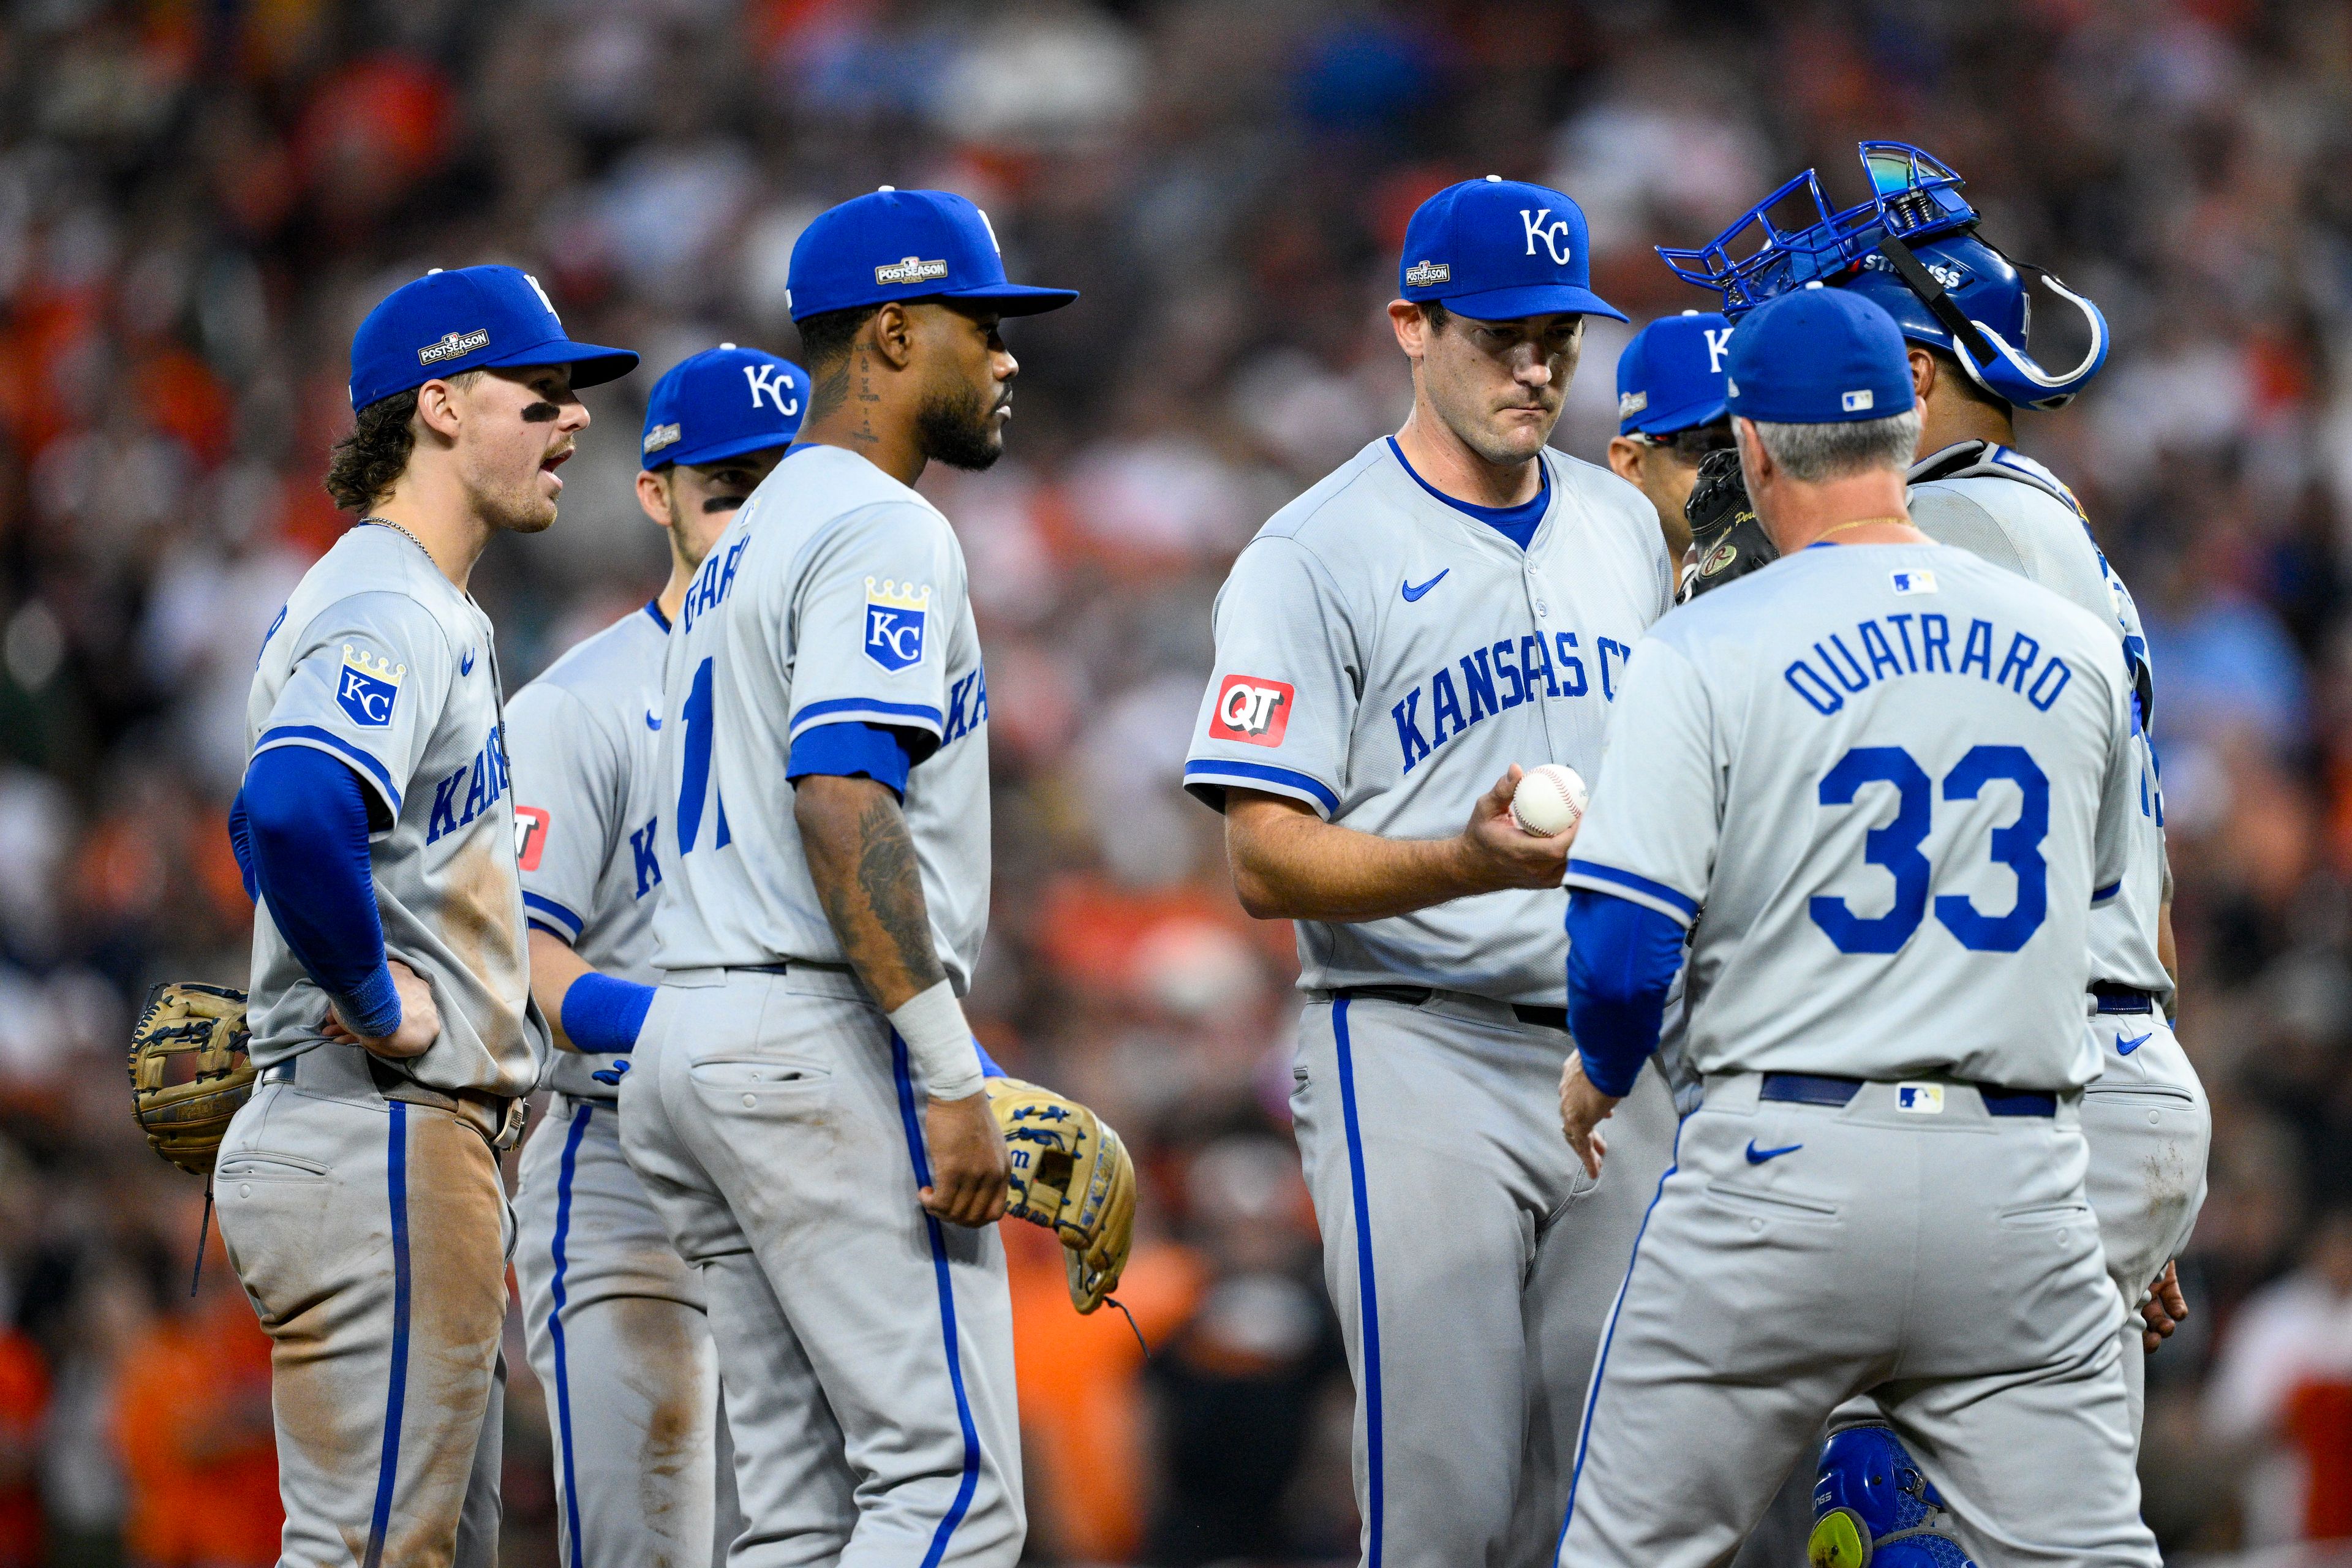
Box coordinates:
[863,578,931,673]
[337,644,406,727]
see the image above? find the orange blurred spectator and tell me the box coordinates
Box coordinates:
[1008,1218,1204,1562]
[113,1237,281,1568]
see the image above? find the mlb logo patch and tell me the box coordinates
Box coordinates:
[1895,1082,1945,1115]
[514,806,549,871]
[336,644,404,727]
[1891,570,1938,595]
[1210,674,1294,747]
[864,578,930,672]
[1841,389,1875,412]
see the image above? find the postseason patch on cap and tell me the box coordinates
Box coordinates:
[419,327,490,366]
[1404,261,1450,287]
[644,422,682,454]
[1618,390,1648,417]
[875,257,951,286]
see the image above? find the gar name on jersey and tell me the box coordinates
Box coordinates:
[649,443,994,986]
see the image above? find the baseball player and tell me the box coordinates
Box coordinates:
[1553,288,2158,1567]
[1183,176,1681,1568]
[1661,141,2206,1554]
[508,344,805,1568]
[619,187,1074,1566]
[215,265,635,1567]
[1605,310,1734,563]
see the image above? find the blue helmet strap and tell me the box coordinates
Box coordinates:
[1874,233,1998,366]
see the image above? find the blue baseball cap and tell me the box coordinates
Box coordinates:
[641,344,807,469]
[1398,176,1627,323]
[786,187,1077,322]
[1724,287,1914,425]
[1616,311,1734,435]
[348,265,637,412]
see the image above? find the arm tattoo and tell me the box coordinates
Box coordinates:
[803,778,946,1005]
[853,793,944,987]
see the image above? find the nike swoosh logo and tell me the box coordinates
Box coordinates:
[459,649,477,676]
[2117,1031,2151,1056]
[1745,1140,1803,1164]
[645,710,662,731]
[1401,570,1449,603]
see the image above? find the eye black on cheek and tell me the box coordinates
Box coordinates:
[521,401,561,423]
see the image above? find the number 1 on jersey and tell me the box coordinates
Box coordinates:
[677,656,716,853]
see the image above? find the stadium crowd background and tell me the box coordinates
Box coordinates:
[0,0,2348,1562]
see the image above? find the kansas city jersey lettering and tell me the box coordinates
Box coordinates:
[941,666,989,745]
[428,726,512,843]
[1782,611,2075,717]
[1392,630,1632,773]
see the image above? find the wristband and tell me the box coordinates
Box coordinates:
[336,963,403,1042]
[888,979,984,1101]
[560,972,656,1055]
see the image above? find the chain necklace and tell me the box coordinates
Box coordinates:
[359,514,433,559]
[1815,516,1912,543]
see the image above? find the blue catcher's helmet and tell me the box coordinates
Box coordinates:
[1807,1425,1978,1568]
[1658,143,2108,411]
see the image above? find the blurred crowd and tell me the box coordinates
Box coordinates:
[2,0,2351,1562]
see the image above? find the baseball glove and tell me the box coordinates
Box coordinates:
[129,982,257,1177]
[986,1077,1137,1313]
[1681,447,1779,600]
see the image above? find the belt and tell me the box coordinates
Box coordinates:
[2090,984,2155,1016]
[262,1048,528,1149]
[1760,1071,2055,1118]
[739,960,855,976]
[1330,985,1569,1034]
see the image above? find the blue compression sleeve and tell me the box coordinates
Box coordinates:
[226,787,258,901]
[243,746,401,1038]
[559,971,656,1055]
[1566,890,1688,1098]
[785,721,914,796]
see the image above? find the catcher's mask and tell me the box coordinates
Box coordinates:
[1659,141,2108,412]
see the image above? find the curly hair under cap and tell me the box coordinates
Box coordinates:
[322,371,481,513]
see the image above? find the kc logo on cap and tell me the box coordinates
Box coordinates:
[1396,176,1626,325]
[347,265,636,412]
[640,344,808,470]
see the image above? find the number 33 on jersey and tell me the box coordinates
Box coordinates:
[1564,544,2139,1093]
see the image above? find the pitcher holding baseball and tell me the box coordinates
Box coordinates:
[1182,177,1681,1567]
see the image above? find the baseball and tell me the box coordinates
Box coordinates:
[1510,764,1588,837]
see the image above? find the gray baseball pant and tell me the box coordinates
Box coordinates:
[1557,1072,2158,1568]
[1834,1006,2210,1449]
[214,1047,513,1568]
[515,1079,744,1568]
[1291,990,1679,1568]
[620,965,1023,1568]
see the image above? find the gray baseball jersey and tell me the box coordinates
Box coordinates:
[1907,440,2170,1004]
[1564,542,2137,1091]
[1184,437,1672,1005]
[650,443,990,987]
[246,521,543,1095]
[508,600,670,1099]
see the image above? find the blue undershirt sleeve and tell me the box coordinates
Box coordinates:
[785,721,916,796]
[559,971,657,1055]
[242,746,401,1038]
[226,787,258,902]
[1566,889,1688,1098]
